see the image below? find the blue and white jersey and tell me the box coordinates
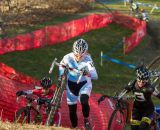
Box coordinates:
[59,52,98,82]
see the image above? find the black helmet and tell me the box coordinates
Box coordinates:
[136,66,150,81]
[40,77,52,89]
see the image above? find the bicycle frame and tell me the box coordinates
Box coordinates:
[98,89,135,130]
[15,96,41,124]
[46,65,68,126]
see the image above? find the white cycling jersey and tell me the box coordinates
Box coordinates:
[59,52,98,82]
[59,52,98,104]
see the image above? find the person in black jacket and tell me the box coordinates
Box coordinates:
[125,66,160,130]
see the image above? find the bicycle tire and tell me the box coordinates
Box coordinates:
[147,56,160,87]
[14,107,42,124]
[107,109,126,130]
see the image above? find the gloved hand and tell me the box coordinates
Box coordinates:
[16,91,26,96]
[81,67,89,76]
[97,95,107,104]
[82,69,89,76]
[124,86,132,92]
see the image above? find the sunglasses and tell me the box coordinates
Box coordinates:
[137,79,148,84]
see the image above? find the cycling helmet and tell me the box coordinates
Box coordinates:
[72,38,88,56]
[40,77,52,89]
[136,66,150,81]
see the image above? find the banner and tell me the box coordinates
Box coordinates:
[123,21,146,53]
[0,12,146,54]
[0,13,113,55]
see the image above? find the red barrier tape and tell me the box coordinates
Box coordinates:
[124,23,146,53]
[112,12,146,54]
[0,13,146,55]
[0,13,113,55]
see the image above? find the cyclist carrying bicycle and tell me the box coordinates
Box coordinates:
[124,65,160,130]
[58,38,98,129]
[16,77,61,126]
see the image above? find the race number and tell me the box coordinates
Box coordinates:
[134,92,145,101]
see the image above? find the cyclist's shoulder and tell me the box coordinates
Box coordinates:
[128,79,136,86]
[83,53,93,62]
[60,53,74,64]
[63,52,74,60]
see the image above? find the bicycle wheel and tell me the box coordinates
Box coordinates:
[108,109,127,130]
[14,107,42,124]
[147,56,160,87]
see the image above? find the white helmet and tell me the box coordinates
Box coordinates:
[72,39,88,56]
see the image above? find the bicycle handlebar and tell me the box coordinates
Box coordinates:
[16,96,54,107]
[98,91,135,104]
[16,95,37,103]
[49,58,79,74]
